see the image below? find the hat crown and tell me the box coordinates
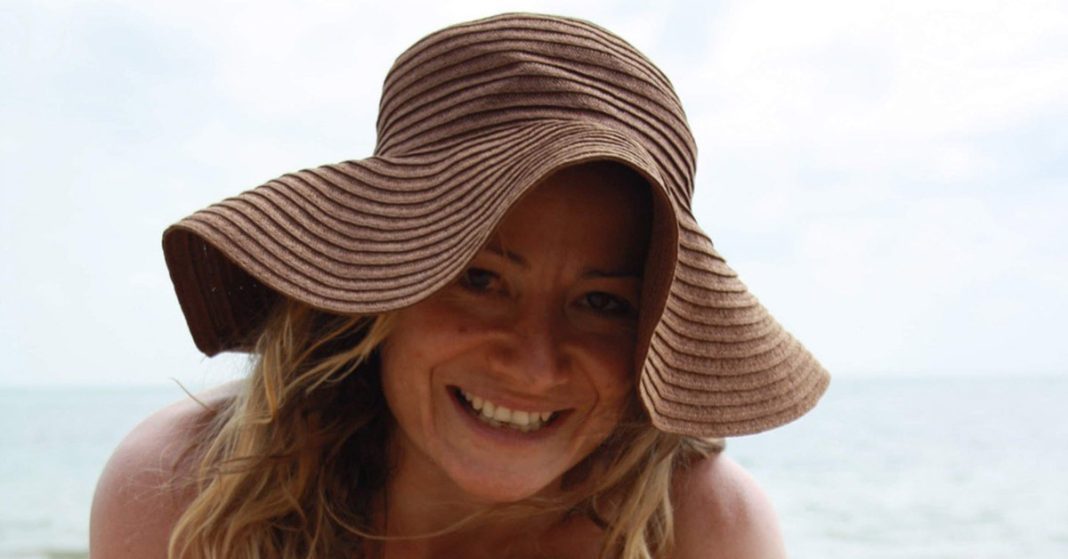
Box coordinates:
[374,13,699,207]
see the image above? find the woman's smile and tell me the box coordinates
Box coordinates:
[451,386,561,432]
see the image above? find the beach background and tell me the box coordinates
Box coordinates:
[3,0,1067,557]
[4,376,1067,558]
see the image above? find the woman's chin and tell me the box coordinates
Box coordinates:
[449,470,556,505]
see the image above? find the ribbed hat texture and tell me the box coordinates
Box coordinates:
[162,13,829,437]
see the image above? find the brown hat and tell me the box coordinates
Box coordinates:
[162,12,829,437]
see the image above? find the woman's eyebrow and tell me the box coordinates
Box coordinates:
[486,243,642,278]
[485,243,528,267]
[583,268,643,280]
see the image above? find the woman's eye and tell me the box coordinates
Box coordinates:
[582,292,634,316]
[459,267,502,293]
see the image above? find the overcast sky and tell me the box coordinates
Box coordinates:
[2,0,1066,387]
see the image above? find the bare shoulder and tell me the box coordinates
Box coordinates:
[89,380,242,559]
[671,452,787,559]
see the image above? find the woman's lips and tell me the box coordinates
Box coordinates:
[448,386,569,435]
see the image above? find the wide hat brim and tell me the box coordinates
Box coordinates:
[163,119,661,337]
[163,118,827,437]
[164,12,828,438]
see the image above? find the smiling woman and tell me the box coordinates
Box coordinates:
[90,12,828,559]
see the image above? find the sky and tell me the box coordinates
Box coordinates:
[2,0,1066,387]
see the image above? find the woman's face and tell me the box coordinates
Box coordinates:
[380,164,650,504]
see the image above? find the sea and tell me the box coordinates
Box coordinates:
[1,375,1066,558]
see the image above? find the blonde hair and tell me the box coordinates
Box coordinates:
[169,299,722,559]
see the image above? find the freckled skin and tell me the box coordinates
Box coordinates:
[380,164,651,507]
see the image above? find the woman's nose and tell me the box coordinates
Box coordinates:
[494,304,570,391]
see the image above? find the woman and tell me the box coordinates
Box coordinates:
[91,13,829,559]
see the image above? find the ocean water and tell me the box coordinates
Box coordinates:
[1,375,1066,558]
[0,386,180,559]
[728,375,1068,558]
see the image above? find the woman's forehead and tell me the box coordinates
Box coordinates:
[511,163,651,223]
[486,164,652,269]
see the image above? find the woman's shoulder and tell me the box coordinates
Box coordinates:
[670,452,787,559]
[89,380,242,559]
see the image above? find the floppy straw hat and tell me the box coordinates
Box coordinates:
[163,12,829,437]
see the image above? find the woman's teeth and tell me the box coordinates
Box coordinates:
[458,388,556,432]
